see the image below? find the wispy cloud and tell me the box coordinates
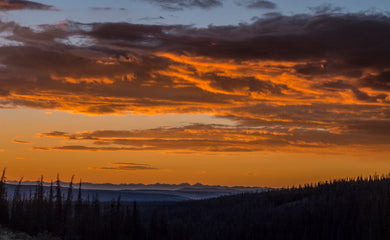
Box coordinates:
[32,145,157,151]
[89,162,158,171]
[89,7,127,11]
[309,4,343,14]
[90,7,112,11]
[12,140,32,144]
[142,0,223,11]
[236,0,277,9]
[34,122,390,153]
[0,0,52,11]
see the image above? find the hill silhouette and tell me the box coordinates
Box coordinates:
[0,170,389,239]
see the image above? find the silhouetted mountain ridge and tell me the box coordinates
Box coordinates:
[4,181,268,202]
[1,173,389,239]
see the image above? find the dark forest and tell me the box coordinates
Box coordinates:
[0,169,389,240]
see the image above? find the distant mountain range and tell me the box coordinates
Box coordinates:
[5,181,270,202]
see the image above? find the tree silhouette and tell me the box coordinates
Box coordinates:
[0,170,389,240]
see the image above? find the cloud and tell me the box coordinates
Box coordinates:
[90,162,158,171]
[142,0,222,11]
[0,13,390,153]
[360,71,390,91]
[138,16,165,21]
[32,145,157,151]
[236,0,277,9]
[34,122,390,153]
[309,4,343,14]
[89,7,127,11]
[12,140,32,144]
[90,7,112,11]
[34,125,292,152]
[315,80,389,103]
[0,0,52,11]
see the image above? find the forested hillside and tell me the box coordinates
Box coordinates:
[157,174,390,240]
[0,169,389,240]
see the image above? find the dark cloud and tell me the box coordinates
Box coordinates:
[0,0,52,10]
[90,7,112,11]
[90,162,158,171]
[309,4,343,14]
[143,0,222,11]
[339,120,390,136]
[360,71,390,90]
[83,12,390,83]
[90,7,127,11]
[12,140,32,144]
[34,120,390,153]
[32,145,158,151]
[315,80,389,103]
[236,0,277,9]
[201,73,288,95]
[138,16,165,21]
[1,13,390,152]
[39,131,69,137]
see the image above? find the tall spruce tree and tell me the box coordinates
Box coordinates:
[64,175,75,239]
[10,177,23,229]
[55,174,63,235]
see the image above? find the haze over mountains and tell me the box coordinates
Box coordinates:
[5,181,268,202]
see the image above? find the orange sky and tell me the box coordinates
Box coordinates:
[1,11,390,187]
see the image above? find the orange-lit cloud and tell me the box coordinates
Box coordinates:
[1,13,390,154]
[34,123,390,153]
[12,140,32,144]
[89,162,158,171]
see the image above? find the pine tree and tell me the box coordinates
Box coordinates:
[131,201,142,240]
[10,177,23,229]
[35,175,44,202]
[32,175,45,233]
[55,174,63,235]
[75,179,84,238]
[47,180,55,232]
[64,175,75,239]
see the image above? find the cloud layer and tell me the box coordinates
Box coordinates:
[90,162,158,171]
[0,0,52,11]
[34,121,390,153]
[0,12,390,152]
[143,0,222,10]
[236,0,277,9]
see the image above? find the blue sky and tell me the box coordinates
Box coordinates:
[3,0,390,27]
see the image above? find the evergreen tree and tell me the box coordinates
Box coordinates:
[130,201,143,240]
[55,174,63,235]
[32,176,45,233]
[10,177,23,229]
[47,180,55,232]
[64,175,75,239]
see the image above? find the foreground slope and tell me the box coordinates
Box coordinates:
[0,174,389,239]
[154,175,390,240]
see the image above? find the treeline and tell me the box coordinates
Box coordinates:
[1,169,390,240]
[0,169,160,240]
[156,174,390,240]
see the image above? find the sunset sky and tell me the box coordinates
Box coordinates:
[1,0,390,187]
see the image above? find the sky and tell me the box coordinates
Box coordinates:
[0,0,390,187]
